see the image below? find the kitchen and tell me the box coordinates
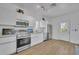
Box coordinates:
[0,3,50,55]
[1,3,79,55]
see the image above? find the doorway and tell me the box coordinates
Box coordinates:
[47,24,52,40]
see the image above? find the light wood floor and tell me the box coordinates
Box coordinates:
[16,39,78,55]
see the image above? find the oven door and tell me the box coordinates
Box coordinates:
[17,37,31,48]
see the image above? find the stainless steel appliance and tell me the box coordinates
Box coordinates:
[16,20,29,27]
[16,30,31,52]
[0,25,15,36]
[2,28,15,35]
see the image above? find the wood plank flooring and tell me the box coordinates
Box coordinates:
[16,39,78,55]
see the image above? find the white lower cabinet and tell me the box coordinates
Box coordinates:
[0,36,16,55]
[31,37,39,46]
[0,41,16,55]
[31,33,44,46]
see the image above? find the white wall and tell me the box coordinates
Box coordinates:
[0,3,35,26]
[0,4,18,25]
[52,11,79,44]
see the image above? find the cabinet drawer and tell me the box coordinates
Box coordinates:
[0,36,16,44]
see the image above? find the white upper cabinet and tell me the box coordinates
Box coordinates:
[27,16,35,27]
[29,20,35,27]
[40,20,46,28]
[0,4,17,25]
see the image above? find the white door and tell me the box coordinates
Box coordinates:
[70,23,79,44]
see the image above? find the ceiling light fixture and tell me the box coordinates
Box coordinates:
[36,3,57,11]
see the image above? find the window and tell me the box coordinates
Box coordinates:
[60,22,68,32]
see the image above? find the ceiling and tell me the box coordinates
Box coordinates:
[14,3,79,20]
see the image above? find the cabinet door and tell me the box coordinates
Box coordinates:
[0,5,16,25]
[31,33,43,46]
[37,33,43,43]
[31,36,37,46]
[0,41,16,55]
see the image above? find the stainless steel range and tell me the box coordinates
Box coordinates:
[16,30,31,52]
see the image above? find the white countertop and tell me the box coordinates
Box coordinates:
[0,35,16,38]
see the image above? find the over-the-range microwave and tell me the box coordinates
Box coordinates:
[16,20,29,27]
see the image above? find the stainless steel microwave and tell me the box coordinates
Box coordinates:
[16,20,29,27]
[0,26,15,36]
[2,28,15,35]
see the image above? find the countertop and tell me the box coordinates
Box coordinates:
[0,35,16,38]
